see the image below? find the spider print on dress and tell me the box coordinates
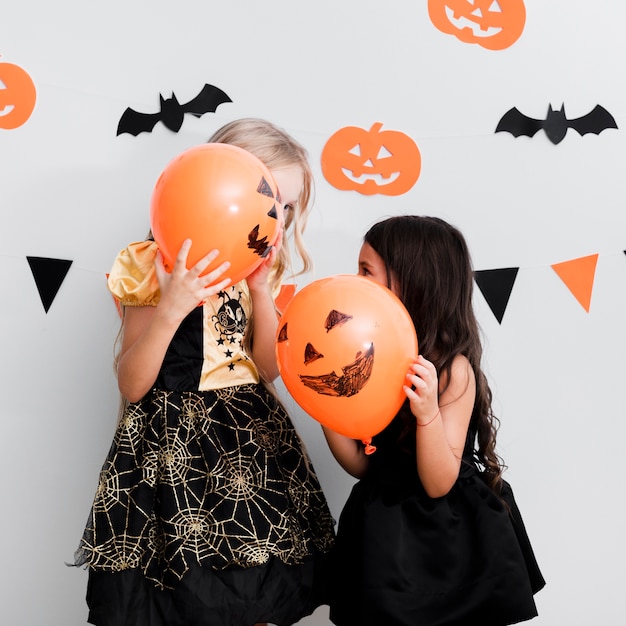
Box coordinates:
[213,289,247,345]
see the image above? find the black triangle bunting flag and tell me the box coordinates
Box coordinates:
[474,267,519,324]
[27,256,73,313]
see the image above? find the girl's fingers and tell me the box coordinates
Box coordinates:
[273,227,284,252]
[192,248,221,276]
[409,356,437,380]
[173,239,193,271]
[154,249,166,278]
[177,239,193,257]
[206,277,232,294]
[403,385,418,401]
[202,261,231,289]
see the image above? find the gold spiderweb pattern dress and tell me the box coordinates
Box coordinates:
[74,242,336,626]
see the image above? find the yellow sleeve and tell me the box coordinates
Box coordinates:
[107,240,161,306]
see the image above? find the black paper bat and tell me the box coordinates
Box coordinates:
[495,104,618,145]
[116,84,232,136]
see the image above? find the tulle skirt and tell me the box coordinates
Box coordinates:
[75,384,335,625]
[86,555,330,626]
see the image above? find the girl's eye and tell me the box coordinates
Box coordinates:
[283,204,293,212]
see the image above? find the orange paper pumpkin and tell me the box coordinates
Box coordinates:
[428,0,526,50]
[150,143,283,284]
[0,62,37,129]
[276,275,418,443]
[321,122,421,196]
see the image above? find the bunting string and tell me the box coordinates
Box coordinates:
[7,250,626,320]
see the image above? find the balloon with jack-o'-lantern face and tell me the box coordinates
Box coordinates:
[276,275,418,447]
[0,61,37,129]
[321,122,421,196]
[428,0,526,50]
[150,143,283,285]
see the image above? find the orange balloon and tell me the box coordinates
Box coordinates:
[276,275,418,442]
[150,143,283,284]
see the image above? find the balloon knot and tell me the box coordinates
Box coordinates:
[362,438,376,455]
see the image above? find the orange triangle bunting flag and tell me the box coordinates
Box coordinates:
[275,284,296,313]
[551,253,598,312]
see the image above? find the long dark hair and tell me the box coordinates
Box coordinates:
[364,215,504,492]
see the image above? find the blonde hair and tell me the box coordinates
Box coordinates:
[208,118,314,291]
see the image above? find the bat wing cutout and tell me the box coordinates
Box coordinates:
[566,104,618,137]
[116,108,162,136]
[299,344,375,397]
[496,104,618,145]
[117,83,232,136]
[495,107,544,138]
[180,84,232,117]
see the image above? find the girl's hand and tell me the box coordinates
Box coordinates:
[155,239,231,321]
[246,226,284,292]
[403,355,440,426]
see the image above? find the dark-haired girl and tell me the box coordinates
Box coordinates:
[324,215,545,625]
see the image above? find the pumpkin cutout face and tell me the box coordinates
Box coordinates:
[428,0,526,50]
[0,62,37,129]
[321,122,421,196]
[151,143,283,284]
[276,275,418,441]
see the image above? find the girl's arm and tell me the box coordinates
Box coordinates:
[117,241,231,402]
[246,232,283,382]
[404,354,475,498]
[321,427,369,479]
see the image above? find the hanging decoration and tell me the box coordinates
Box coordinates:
[428,0,526,50]
[27,257,72,313]
[0,59,37,129]
[321,122,421,196]
[116,83,232,136]
[551,254,598,313]
[10,247,620,322]
[496,104,618,144]
[275,284,296,313]
[474,267,519,324]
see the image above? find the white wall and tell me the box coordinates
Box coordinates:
[2,1,625,624]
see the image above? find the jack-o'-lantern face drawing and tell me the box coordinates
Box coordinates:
[286,309,375,397]
[428,0,526,50]
[0,62,37,129]
[276,275,418,441]
[321,123,421,196]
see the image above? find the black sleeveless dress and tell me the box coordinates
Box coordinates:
[328,416,545,626]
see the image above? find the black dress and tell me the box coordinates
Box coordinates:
[74,242,336,626]
[328,415,545,626]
